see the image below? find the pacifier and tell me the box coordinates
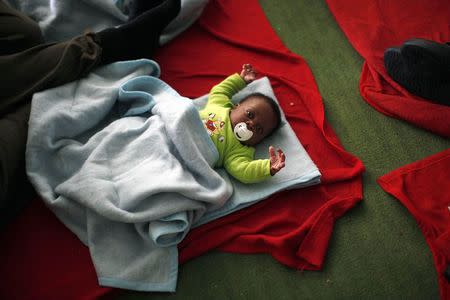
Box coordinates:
[233,122,253,141]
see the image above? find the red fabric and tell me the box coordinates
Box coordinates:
[326,0,450,137]
[0,200,115,300]
[378,149,450,300]
[0,0,364,298]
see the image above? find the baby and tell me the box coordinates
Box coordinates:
[200,64,286,184]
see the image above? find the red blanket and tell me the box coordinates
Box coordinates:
[326,0,450,137]
[378,149,450,300]
[0,1,364,299]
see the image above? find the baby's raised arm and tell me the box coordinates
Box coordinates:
[240,64,257,84]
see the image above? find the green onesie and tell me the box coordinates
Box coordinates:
[199,74,271,184]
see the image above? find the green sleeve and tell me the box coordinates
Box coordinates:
[223,147,272,184]
[205,73,247,108]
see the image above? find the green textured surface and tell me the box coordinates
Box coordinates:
[116,0,449,299]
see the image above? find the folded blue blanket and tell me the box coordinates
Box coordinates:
[26,59,320,291]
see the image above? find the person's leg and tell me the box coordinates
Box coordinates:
[0,34,102,115]
[0,33,102,223]
[0,0,182,115]
[0,0,44,55]
[0,0,181,226]
[0,2,51,225]
[0,104,35,228]
[127,0,165,20]
[95,0,181,64]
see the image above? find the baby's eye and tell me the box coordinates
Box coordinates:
[246,110,254,119]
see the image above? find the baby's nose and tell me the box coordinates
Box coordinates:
[245,120,254,130]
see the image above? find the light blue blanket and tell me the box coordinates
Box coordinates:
[26,59,321,291]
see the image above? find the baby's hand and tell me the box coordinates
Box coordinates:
[240,64,257,84]
[269,146,286,176]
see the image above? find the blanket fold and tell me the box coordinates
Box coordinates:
[26,59,233,291]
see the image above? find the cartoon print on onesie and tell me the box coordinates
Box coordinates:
[203,113,225,143]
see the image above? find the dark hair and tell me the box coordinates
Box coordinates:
[240,92,282,135]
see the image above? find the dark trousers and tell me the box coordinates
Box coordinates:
[0,0,103,226]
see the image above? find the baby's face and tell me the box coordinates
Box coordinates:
[229,96,278,146]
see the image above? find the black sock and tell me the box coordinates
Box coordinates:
[128,0,165,20]
[384,39,450,106]
[95,0,181,64]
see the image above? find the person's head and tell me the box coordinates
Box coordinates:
[229,92,281,146]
